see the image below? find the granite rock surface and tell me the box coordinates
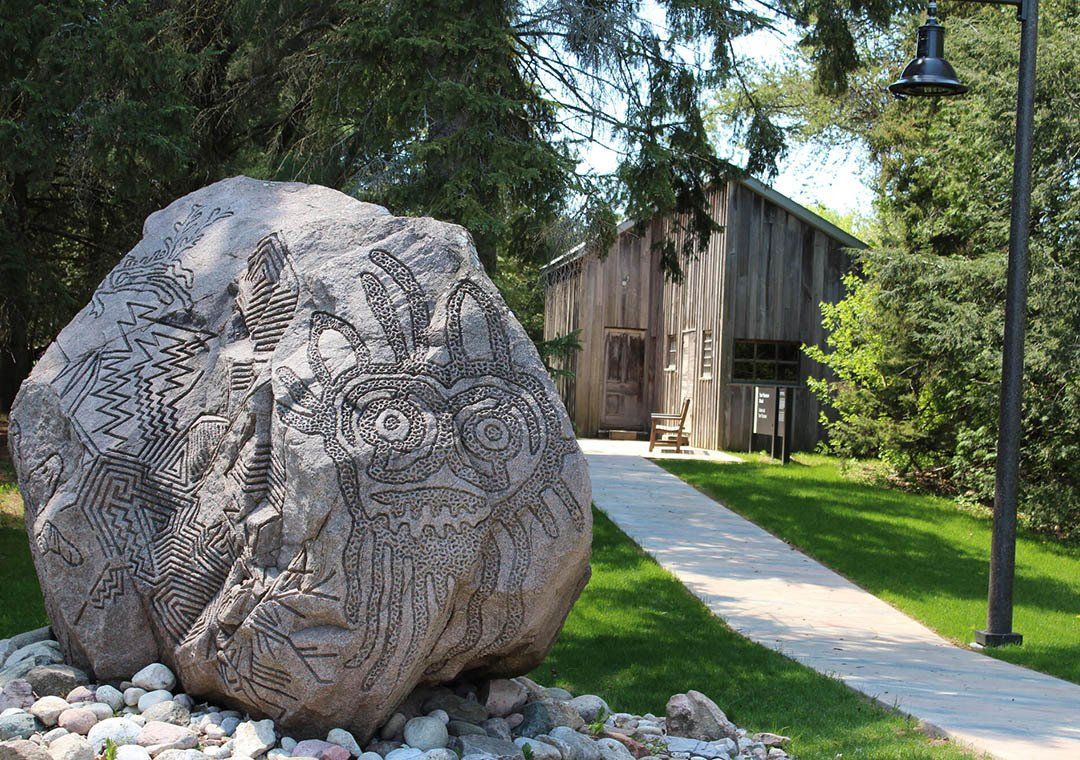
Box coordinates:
[9,177,592,738]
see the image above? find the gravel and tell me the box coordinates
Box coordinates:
[0,631,792,760]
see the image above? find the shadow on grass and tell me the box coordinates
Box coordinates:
[658,458,1080,685]
[0,512,47,638]
[535,510,974,760]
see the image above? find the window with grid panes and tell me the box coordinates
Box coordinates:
[731,340,800,384]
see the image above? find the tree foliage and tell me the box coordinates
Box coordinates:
[741,1,1079,539]
[1,0,912,408]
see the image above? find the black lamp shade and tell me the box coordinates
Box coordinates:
[889,16,968,97]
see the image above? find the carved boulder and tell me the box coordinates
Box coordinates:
[9,177,592,738]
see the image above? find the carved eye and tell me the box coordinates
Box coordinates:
[460,407,522,461]
[357,397,428,451]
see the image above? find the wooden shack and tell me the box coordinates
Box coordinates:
[542,177,864,452]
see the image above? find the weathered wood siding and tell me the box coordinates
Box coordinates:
[647,186,729,449]
[543,229,653,435]
[544,180,852,449]
[716,183,850,451]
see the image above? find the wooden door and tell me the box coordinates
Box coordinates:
[601,328,646,429]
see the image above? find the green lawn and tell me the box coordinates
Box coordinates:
[536,509,976,759]
[656,454,1080,685]
[1,458,972,758]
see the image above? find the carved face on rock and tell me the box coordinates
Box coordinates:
[9,180,590,740]
[275,248,586,692]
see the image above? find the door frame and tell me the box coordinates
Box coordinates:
[600,326,648,429]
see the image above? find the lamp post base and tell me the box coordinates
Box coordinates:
[973,629,1023,647]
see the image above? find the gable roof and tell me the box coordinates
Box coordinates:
[542,177,867,274]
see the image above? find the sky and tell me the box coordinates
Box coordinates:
[576,16,876,216]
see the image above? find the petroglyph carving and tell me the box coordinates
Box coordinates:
[10,177,591,739]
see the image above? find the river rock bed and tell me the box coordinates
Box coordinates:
[0,628,791,760]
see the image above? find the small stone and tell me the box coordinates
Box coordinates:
[124,689,147,708]
[137,722,198,754]
[30,698,69,727]
[425,711,449,727]
[0,681,35,712]
[95,687,124,713]
[232,719,275,758]
[87,717,142,751]
[42,728,70,744]
[512,701,583,738]
[362,742,401,760]
[202,748,230,760]
[594,739,634,760]
[0,712,40,740]
[446,722,486,738]
[56,709,97,736]
[665,693,737,742]
[280,737,297,753]
[752,734,789,749]
[766,750,787,759]
[5,630,52,655]
[504,715,522,730]
[509,679,546,703]
[383,750,422,760]
[662,738,731,760]
[422,751,455,760]
[481,682,528,719]
[293,741,337,760]
[567,697,608,725]
[379,715,406,742]
[5,642,62,671]
[155,750,208,760]
[0,739,51,760]
[172,695,194,711]
[130,667,176,694]
[137,692,173,714]
[81,704,113,722]
[25,668,88,700]
[326,728,362,757]
[403,718,448,751]
[363,742,400,758]
[47,734,94,760]
[452,735,522,760]
[511,739,559,760]
[541,689,572,703]
[421,693,488,725]
[481,719,510,742]
[140,702,189,727]
[219,716,240,737]
[545,727,599,760]
[357,754,382,760]
[63,689,94,706]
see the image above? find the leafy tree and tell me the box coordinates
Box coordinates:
[2,0,914,409]
[733,1,1079,539]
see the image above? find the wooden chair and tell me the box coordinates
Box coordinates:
[648,399,691,453]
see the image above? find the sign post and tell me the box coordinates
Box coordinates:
[753,386,794,463]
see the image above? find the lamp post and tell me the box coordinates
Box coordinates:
[889,0,1038,648]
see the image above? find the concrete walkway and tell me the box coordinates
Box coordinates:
[581,439,1080,760]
